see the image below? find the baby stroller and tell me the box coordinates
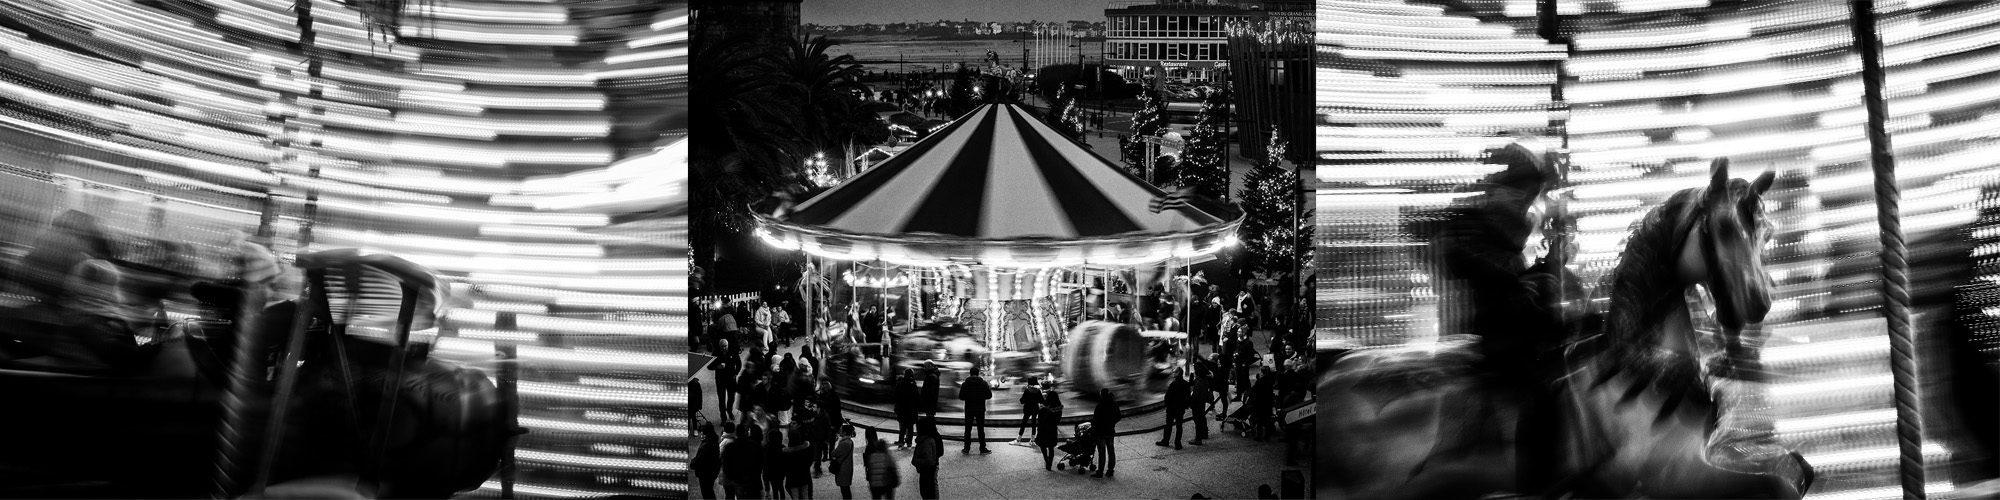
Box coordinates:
[1055,422,1099,473]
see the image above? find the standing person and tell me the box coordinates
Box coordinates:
[692,376,706,426]
[863,429,899,500]
[735,302,755,347]
[1091,389,1121,478]
[726,423,765,500]
[1233,336,1259,403]
[893,370,920,448]
[776,300,794,346]
[958,368,992,453]
[831,425,857,500]
[756,301,776,348]
[715,306,740,354]
[785,431,815,499]
[861,305,884,344]
[819,379,844,446]
[694,423,721,499]
[793,402,823,478]
[1248,366,1278,441]
[919,368,941,417]
[1034,391,1063,470]
[1158,370,1189,449]
[764,426,789,499]
[1016,378,1042,443]
[1189,365,1211,446]
[1216,338,1236,417]
[911,417,943,500]
[716,344,739,423]
[739,371,766,426]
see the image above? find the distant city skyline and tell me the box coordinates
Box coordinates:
[802,0,1110,26]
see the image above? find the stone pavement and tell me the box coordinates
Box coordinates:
[803,425,1303,500]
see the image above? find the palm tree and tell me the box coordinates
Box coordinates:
[774,35,881,159]
[692,32,811,272]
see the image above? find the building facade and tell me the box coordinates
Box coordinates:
[1103,0,1306,85]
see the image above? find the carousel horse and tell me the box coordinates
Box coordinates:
[1319,158,1804,499]
[0,242,507,498]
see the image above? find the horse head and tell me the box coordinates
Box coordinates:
[1676,158,1777,331]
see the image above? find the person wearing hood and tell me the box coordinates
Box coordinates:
[863,428,898,499]
[831,424,857,500]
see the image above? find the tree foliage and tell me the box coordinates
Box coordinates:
[691,32,891,275]
[1121,90,1166,179]
[1236,127,1310,283]
[1175,86,1231,200]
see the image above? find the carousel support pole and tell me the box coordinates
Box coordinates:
[1848,1,1923,497]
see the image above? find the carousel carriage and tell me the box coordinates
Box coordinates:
[0,248,510,498]
[1060,321,1152,401]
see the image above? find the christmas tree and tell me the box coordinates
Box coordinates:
[1122,90,1166,178]
[1176,86,1231,200]
[1045,85,1084,141]
[1236,127,1311,287]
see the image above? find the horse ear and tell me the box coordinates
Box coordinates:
[1751,170,1776,195]
[1709,157,1731,192]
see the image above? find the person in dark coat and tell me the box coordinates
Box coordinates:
[958,368,992,453]
[919,366,941,416]
[766,372,793,425]
[725,423,765,499]
[1216,336,1237,416]
[1158,369,1189,449]
[819,379,844,435]
[691,377,707,424]
[785,430,815,499]
[860,305,884,344]
[716,348,740,422]
[764,427,788,498]
[794,402,823,478]
[893,370,921,448]
[831,424,857,500]
[1016,378,1042,442]
[1189,365,1211,446]
[694,423,721,499]
[910,416,943,500]
[1091,389,1121,478]
[738,363,763,424]
[1034,391,1064,470]
[863,429,898,499]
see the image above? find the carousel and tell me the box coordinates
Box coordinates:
[758,103,1241,407]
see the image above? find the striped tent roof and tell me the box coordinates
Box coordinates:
[757,104,1240,268]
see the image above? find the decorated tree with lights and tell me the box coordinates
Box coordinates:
[1122,90,1166,178]
[1237,127,1310,283]
[1176,86,1231,200]
[1044,85,1085,142]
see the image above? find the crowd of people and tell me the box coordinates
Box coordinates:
[689,279,1312,499]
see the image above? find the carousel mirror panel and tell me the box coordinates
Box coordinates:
[1317,0,2000,499]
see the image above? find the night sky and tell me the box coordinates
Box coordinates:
[802,0,1112,25]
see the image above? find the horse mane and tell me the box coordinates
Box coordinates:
[1581,187,1705,392]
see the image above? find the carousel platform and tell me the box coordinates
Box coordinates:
[836,391,1185,441]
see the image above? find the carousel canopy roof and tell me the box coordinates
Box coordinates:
[757,104,1240,268]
